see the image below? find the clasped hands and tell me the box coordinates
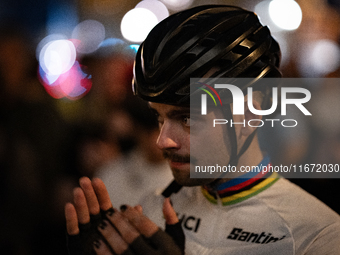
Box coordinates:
[65,177,184,255]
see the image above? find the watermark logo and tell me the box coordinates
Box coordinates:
[200,84,312,116]
[197,82,222,115]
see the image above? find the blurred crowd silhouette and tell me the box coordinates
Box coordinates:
[0,24,71,255]
[1,2,340,254]
[0,23,172,255]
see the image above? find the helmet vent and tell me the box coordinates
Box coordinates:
[217,58,233,69]
[231,45,249,55]
[201,37,216,47]
[187,45,206,57]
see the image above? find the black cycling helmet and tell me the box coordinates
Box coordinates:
[133,4,281,105]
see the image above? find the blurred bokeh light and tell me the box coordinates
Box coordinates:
[135,0,169,22]
[71,19,106,54]
[39,39,76,75]
[269,0,302,31]
[38,60,92,100]
[297,39,340,77]
[161,0,193,11]
[121,8,158,42]
[3,0,340,98]
[255,0,302,32]
[37,36,92,100]
[35,34,68,61]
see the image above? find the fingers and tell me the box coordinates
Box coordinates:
[65,202,79,235]
[102,207,157,255]
[105,209,140,243]
[73,187,90,224]
[98,220,130,254]
[73,177,112,222]
[120,205,159,238]
[92,177,113,211]
[79,177,101,215]
[163,198,179,225]
[134,205,143,214]
[163,198,185,252]
[93,239,112,255]
[70,176,109,226]
[68,177,159,255]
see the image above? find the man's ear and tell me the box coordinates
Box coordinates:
[241,99,262,137]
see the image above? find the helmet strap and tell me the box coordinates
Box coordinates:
[208,103,258,189]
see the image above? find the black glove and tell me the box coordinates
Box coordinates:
[162,180,185,253]
[122,229,184,255]
[165,221,185,253]
[67,208,114,255]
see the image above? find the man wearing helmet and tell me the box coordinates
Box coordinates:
[65,5,340,255]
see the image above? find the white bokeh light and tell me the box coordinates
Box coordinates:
[135,0,169,22]
[310,40,340,75]
[36,34,67,61]
[298,40,340,77]
[269,0,302,31]
[121,8,158,43]
[161,0,193,11]
[72,20,106,54]
[39,40,76,76]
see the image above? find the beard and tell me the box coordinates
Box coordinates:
[163,150,214,186]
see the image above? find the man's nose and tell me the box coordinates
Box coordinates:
[156,122,180,151]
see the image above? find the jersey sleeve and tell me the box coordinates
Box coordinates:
[304,222,340,255]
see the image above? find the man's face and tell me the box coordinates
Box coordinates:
[149,102,231,186]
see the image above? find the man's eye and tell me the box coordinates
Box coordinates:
[183,116,191,127]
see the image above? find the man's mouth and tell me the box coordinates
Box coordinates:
[169,161,190,169]
[163,151,191,168]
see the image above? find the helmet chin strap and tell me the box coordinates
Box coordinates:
[207,103,258,189]
[207,85,273,189]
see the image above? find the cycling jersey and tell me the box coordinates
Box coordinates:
[140,157,340,255]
